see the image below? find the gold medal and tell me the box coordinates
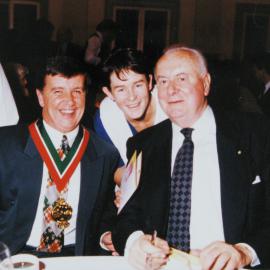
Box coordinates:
[51,198,73,229]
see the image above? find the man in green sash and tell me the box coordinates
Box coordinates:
[0,56,120,257]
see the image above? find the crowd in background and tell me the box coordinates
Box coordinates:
[0,17,269,129]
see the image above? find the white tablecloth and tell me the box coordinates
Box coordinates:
[41,256,134,270]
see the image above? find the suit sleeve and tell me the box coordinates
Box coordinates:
[97,147,120,234]
[84,144,120,255]
[112,136,145,255]
[243,116,270,268]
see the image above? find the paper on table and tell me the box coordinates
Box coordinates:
[167,248,250,270]
[118,150,142,214]
[166,248,201,270]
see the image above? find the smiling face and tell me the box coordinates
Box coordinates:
[103,69,152,122]
[155,50,211,127]
[36,74,86,133]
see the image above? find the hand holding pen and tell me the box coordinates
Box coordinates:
[145,230,170,270]
[151,230,157,246]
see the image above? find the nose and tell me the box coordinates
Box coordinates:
[127,88,136,101]
[64,91,76,105]
[167,79,180,96]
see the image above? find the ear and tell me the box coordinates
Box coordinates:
[203,73,211,96]
[102,87,115,101]
[148,74,153,91]
[36,89,45,107]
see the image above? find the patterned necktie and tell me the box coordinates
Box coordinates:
[37,135,70,253]
[167,128,194,252]
[58,135,71,160]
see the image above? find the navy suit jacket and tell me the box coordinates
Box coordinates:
[0,123,119,255]
[112,109,270,267]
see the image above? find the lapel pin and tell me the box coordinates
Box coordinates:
[237,150,242,155]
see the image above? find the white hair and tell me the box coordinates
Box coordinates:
[158,45,208,76]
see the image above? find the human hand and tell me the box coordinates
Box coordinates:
[114,189,121,208]
[101,231,119,256]
[191,241,252,270]
[114,166,125,186]
[128,234,170,270]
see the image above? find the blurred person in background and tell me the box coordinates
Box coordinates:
[3,62,39,124]
[0,63,19,126]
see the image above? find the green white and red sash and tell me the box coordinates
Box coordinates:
[29,120,90,192]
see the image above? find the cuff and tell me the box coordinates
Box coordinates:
[236,243,260,267]
[124,231,144,258]
[99,231,110,251]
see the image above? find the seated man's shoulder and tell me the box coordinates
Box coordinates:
[129,119,171,145]
[214,108,270,129]
[214,109,270,143]
[0,123,28,143]
[0,124,29,157]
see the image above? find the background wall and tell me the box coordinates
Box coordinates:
[46,0,270,60]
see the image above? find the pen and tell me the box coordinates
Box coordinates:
[151,230,157,246]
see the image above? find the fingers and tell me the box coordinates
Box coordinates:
[114,166,125,186]
[144,235,170,253]
[154,237,170,253]
[114,190,121,208]
[146,254,168,270]
[199,241,250,270]
[101,232,116,252]
[140,235,170,256]
[112,251,120,256]
[102,232,113,245]
[128,235,169,270]
[190,249,201,257]
[114,198,120,208]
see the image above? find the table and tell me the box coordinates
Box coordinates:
[41,256,135,270]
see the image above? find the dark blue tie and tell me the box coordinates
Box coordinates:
[167,128,194,252]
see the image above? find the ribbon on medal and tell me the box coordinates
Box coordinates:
[29,120,90,193]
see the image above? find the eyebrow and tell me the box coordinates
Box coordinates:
[51,87,64,91]
[112,79,146,88]
[156,75,168,80]
[133,79,145,84]
[176,72,187,77]
[112,84,125,90]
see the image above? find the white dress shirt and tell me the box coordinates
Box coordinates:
[171,106,224,249]
[27,121,81,246]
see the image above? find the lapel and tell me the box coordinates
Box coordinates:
[13,131,43,248]
[75,134,105,254]
[23,133,44,197]
[214,111,249,242]
[142,120,172,236]
[160,121,173,235]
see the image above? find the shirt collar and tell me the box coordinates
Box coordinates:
[43,120,79,149]
[172,106,216,140]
